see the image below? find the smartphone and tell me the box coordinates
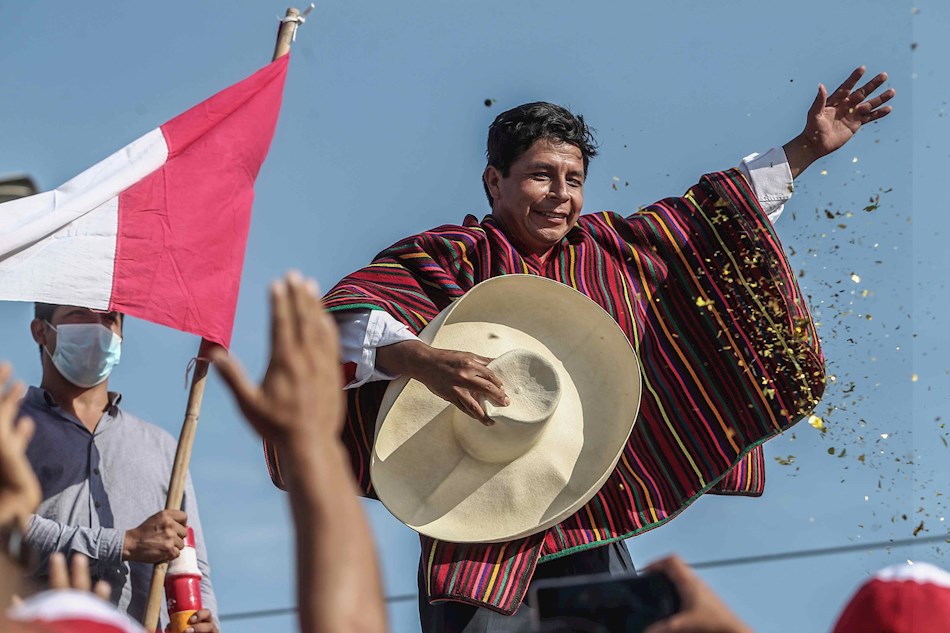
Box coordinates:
[530,569,681,633]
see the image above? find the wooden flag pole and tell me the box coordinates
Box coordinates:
[142,9,302,631]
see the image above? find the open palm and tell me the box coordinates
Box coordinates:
[803,66,895,158]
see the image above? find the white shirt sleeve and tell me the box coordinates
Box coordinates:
[736,146,794,224]
[335,309,419,388]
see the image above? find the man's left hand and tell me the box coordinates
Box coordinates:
[784,66,895,178]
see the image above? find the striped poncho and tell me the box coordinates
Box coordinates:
[266,169,825,614]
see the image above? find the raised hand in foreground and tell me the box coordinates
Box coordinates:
[211,271,387,633]
[0,364,41,532]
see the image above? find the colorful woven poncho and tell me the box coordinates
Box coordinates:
[265,169,825,614]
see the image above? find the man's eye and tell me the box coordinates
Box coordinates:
[532,173,549,180]
[568,179,583,187]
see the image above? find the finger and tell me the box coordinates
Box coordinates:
[862,88,896,111]
[93,579,112,600]
[470,377,509,407]
[210,350,260,416]
[11,415,35,452]
[190,610,213,623]
[829,66,866,102]
[167,509,188,526]
[848,71,888,103]
[470,354,492,366]
[456,393,493,426]
[189,624,216,633]
[69,554,92,592]
[644,555,694,593]
[807,83,827,119]
[48,552,69,589]
[0,363,11,390]
[298,278,323,361]
[0,378,23,426]
[285,270,308,349]
[270,279,294,359]
[862,106,893,124]
[474,365,506,392]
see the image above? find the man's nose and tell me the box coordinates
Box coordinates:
[548,179,570,201]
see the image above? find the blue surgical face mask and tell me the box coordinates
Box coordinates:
[44,322,122,388]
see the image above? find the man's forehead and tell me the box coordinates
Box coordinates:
[51,305,120,319]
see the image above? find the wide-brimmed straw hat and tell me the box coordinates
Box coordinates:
[370,275,641,543]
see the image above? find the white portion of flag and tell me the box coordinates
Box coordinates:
[0,128,168,307]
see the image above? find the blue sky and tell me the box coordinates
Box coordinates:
[0,2,945,632]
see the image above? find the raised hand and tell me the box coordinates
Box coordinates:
[377,341,509,426]
[211,271,345,446]
[0,363,41,531]
[48,552,111,600]
[785,66,895,178]
[212,272,388,633]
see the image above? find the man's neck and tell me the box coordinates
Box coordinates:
[39,372,110,433]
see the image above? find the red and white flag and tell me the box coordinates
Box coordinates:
[0,55,289,347]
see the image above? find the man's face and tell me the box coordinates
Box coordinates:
[484,139,585,257]
[32,306,123,354]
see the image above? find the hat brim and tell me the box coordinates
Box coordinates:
[371,275,641,543]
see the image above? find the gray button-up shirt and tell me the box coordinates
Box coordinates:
[20,386,218,626]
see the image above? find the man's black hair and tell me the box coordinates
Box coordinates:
[483,102,598,205]
[34,303,57,323]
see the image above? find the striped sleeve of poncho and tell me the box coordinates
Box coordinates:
[263,169,825,615]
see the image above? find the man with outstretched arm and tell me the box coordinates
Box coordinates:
[269,68,893,632]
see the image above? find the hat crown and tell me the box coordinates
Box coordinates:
[454,349,562,463]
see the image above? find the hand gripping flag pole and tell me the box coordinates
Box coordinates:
[140,8,309,631]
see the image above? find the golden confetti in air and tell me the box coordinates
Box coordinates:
[852,157,859,163]
[808,414,825,431]
[881,433,890,439]
[851,273,861,283]
[912,374,919,382]
[695,297,715,308]
[820,169,828,176]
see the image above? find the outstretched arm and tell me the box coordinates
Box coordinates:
[783,66,895,178]
[212,273,387,633]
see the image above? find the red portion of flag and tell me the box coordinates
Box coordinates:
[110,55,289,347]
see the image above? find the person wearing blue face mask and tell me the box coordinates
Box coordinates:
[17,303,220,632]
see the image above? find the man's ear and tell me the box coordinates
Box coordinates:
[31,319,48,347]
[484,165,503,206]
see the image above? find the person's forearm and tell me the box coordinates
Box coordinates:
[782,133,822,179]
[375,339,431,379]
[26,515,124,575]
[282,440,387,633]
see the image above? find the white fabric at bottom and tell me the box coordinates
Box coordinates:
[8,589,146,632]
